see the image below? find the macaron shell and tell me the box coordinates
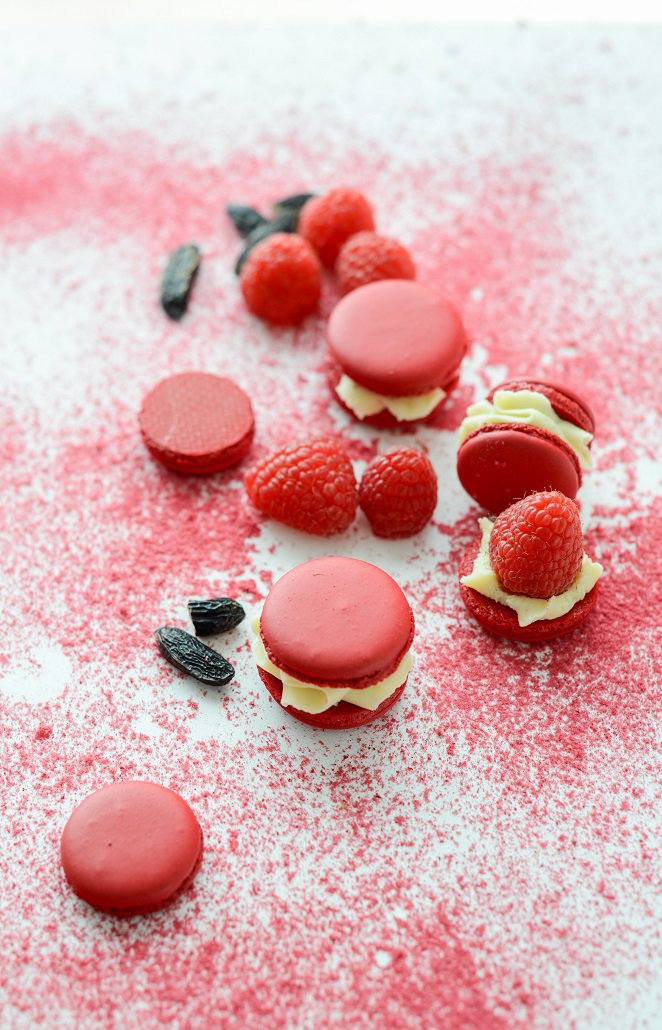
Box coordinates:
[258,666,407,729]
[60,781,203,915]
[260,556,414,688]
[459,538,599,642]
[457,422,582,514]
[489,378,595,434]
[327,279,467,397]
[139,371,255,474]
[327,359,458,427]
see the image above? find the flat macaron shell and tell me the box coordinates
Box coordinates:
[457,423,581,514]
[327,279,466,397]
[139,371,254,473]
[490,378,595,434]
[60,781,203,914]
[459,538,599,642]
[258,666,408,729]
[260,556,414,688]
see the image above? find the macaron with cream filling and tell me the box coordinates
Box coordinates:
[327,279,467,427]
[459,491,603,642]
[253,555,415,728]
[456,378,595,513]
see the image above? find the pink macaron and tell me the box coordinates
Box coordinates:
[327,279,467,428]
[456,378,595,513]
[254,556,415,729]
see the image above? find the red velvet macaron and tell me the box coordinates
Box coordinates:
[60,781,203,915]
[327,279,467,428]
[139,371,255,474]
[255,555,415,729]
[456,378,595,513]
[459,536,600,642]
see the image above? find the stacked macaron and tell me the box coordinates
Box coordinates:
[456,378,594,513]
[252,556,415,729]
[327,279,467,428]
[455,380,602,640]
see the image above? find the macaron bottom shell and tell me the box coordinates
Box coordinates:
[142,423,255,474]
[490,378,595,434]
[60,781,203,916]
[459,537,599,642]
[257,666,408,729]
[139,372,255,475]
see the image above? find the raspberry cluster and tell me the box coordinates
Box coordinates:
[228,186,416,325]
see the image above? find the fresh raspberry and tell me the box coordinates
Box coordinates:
[336,231,416,294]
[359,449,437,538]
[245,437,358,536]
[298,188,375,269]
[489,491,583,599]
[240,233,321,325]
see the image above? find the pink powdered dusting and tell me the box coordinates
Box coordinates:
[0,25,660,1029]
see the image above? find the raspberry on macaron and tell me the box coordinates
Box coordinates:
[459,491,603,642]
[299,188,375,269]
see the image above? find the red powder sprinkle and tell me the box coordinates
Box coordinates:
[1,30,660,1029]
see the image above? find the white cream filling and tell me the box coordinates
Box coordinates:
[336,374,445,422]
[457,389,593,469]
[461,518,603,627]
[251,618,412,714]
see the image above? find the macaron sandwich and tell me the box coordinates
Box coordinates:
[252,556,415,728]
[459,490,603,642]
[327,279,467,427]
[456,379,595,513]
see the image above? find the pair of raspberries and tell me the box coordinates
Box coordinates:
[245,438,437,540]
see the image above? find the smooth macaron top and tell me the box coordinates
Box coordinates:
[60,781,202,913]
[489,378,595,434]
[260,556,414,687]
[327,280,466,397]
[456,422,582,514]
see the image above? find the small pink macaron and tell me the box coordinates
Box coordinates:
[256,556,415,729]
[61,781,203,915]
[327,279,467,427]
[139,371,255,474]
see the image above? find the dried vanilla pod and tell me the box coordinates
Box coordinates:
[160,244,201,320]
[272,193,316,218]
[188,597,246,636]
[155,626,235,686]
[226,204,268,238]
